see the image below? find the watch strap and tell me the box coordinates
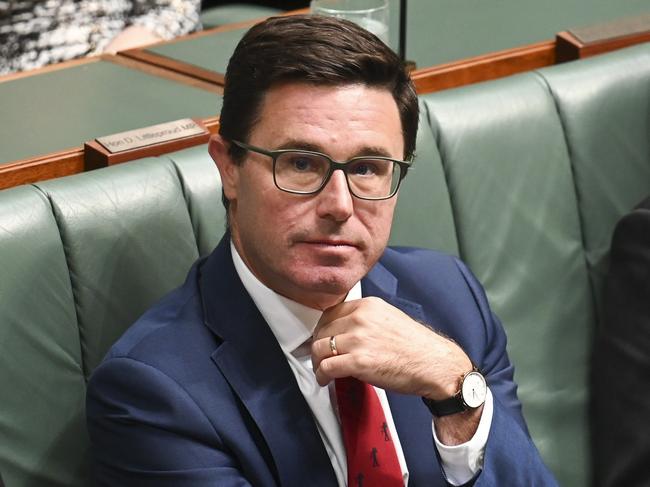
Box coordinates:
[421,366,484,417]
[421,394,465,417]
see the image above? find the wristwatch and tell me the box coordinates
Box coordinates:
[422,367,487,417]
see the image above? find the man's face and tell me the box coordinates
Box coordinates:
[213,82,404,310]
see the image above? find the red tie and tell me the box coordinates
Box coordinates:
[335,377,403,487]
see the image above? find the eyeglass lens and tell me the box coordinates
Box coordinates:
[274,151,400,198]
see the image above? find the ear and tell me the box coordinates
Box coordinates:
[208,134,240,202]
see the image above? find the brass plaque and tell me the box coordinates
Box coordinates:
[96,119,207,154]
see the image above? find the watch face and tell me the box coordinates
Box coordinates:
[461,371,487,408]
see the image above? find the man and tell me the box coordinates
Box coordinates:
[593,196,650,487]
[86,14,557,486]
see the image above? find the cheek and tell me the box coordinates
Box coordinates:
[238,186,303,242]
[359,201,395,243]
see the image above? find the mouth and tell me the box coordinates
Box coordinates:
[301,239,359,248]
[293,238,362,258]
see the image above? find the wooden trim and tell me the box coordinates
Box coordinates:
[0,8,307,85]
[0,52,223,94]
[556,29,650,62]
[0,148,84,189]
[138,6,309,47]
[104,54,223,94]
[119,49,225,86]
[116,7,309,86]
[411,40,556,94]
[0,56,101,84]
[0,117,218,190]
[201,116,220,135]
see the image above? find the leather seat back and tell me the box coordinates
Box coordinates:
[417,73,594,487]
[0,152,223,486]
[538,43,650,314]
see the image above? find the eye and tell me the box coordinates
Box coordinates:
[287,154,317,172]
[349,160,383,177]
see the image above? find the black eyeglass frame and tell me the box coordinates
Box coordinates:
[230,139,412,200]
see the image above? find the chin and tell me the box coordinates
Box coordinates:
[290,268,361,303]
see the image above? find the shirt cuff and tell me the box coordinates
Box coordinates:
[432,387,493,486]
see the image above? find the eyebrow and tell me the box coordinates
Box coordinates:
[275,138,394,159]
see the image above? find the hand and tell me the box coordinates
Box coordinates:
[311,297,472,400]
[312,297,483,445]
[104,26,162,54]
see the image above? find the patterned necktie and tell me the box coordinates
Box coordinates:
[335,377,403,487]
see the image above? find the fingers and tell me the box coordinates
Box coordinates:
[311,297,394,386]
[311,333,358,385]
[314,299,364,338]
[314,352,362,386]
[311,334,347,373]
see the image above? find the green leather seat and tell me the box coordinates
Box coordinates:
[0,186,89,486]
[1,42,649,487]
[388,100,459,255]
[538,43,650,311]
[420,72,594,487]
[0,154,223,486]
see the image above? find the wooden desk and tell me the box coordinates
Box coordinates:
[0,56,222,189]
[3,1,649,189]
[118,1,649,94]
[120,10,305,86]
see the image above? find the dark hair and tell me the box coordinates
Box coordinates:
[218,14,419,210]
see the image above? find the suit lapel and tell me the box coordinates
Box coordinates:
[199,237,337,487]
[362,260,443,485]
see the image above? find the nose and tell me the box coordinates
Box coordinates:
[316,169,353,222]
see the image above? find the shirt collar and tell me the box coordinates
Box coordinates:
[230,241,361,354]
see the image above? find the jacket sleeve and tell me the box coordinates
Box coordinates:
[86,356,254,486]
[452,258,559,487]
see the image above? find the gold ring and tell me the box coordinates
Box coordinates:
[329,336,338,356]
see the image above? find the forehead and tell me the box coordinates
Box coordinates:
[250,82,404,158]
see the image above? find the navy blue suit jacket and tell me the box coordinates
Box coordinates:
[87,236,557,486]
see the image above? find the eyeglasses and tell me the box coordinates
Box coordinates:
[230,140,412,200]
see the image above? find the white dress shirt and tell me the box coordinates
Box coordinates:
[230,242,493,485]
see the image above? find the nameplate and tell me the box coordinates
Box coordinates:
[569,13,650,44]
[96,119,207,154]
